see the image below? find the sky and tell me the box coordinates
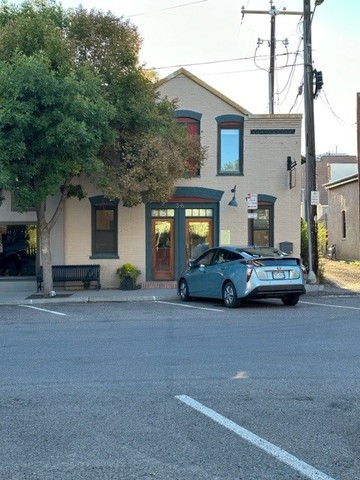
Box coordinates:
[31,0,360,156]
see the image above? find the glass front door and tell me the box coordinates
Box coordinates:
[148,204,216,281]
[185,219,213,265]
[151,219,175,280]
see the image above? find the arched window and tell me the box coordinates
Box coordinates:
[216,115,244,175]
[175,110,202,177]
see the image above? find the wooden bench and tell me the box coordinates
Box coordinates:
[37,264,101,292]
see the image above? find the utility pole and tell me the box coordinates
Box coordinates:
[357,93,360,260]
[303,0,319,282]
[269,7,275,114]
[242,0,324,281]
[241,1,302,114]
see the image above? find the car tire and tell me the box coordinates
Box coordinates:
[179,279,190,301]
[281,294,300,306]
[223,281,241,308]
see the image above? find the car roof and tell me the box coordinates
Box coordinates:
[217,245,289,258]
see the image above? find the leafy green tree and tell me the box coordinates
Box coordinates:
[0,53,115,296]
[67,6,205,205]
[0,1,205,295]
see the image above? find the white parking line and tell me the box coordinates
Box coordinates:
[301,300,360,310]
[155,301,224,312]
[176,395,336,480]
[20,305,66,316]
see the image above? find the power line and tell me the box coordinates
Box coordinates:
[320,89,348,126]
[149,51,302,71]
[241,1,303,114]
[126,0,208,18]
[276,29,304,106]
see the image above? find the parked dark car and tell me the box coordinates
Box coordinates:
[178,246,306,308]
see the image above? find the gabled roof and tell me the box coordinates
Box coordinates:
[157,67,251,116]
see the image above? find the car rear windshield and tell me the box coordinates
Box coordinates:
[254,258,299,266]
[237,247,287,258]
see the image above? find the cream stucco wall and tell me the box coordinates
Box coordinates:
[159,72,303,255]
[63,177,146,288]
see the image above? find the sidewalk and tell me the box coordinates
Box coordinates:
[0,282,358,307]
[0,286,180,306]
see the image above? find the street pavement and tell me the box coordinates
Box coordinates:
[0,281,358,307]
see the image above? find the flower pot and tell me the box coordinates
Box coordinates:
[120,275,136,290]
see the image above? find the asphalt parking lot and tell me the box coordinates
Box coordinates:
[1,296,359,480]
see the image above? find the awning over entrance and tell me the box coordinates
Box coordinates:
[169,186,224,203]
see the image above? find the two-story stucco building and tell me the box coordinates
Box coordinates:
[0,68,303,290]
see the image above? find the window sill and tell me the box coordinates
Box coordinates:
[217,172,243,176]
[90,254,119,259]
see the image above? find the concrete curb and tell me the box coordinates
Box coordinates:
[1,285,359,308]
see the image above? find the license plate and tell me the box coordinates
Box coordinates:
[272,271,285,280]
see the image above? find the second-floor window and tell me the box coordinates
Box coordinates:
[176,115,201,177]
[216,115,244,175]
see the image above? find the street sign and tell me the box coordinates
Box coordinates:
[246,193,258,209]
[311,190,320,205]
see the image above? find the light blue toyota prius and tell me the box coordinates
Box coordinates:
[178,245,307,308]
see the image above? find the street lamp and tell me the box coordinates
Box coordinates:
[228,186,238,207]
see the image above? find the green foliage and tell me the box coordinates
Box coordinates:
[0,1,205,208]
[301,218,327,281]
[66,6,206,205]
[300,218,309,270]
[0,0,73,70]
[116,263,141,283]
[317,221,327,257]
[0,52,115,211]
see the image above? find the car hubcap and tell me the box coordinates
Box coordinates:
[224,285,234,305]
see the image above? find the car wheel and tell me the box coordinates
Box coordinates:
[179,279,190,301]
[282,294,300,306]
[223,281,241,308]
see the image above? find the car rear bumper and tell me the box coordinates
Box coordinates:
[245,284,306,299]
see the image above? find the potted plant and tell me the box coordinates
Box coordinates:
[116,263,141,290]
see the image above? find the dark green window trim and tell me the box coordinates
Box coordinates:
[175,110,202,121]
[248,195,277,247]
[89,196,119,259]
[216,115,244,176]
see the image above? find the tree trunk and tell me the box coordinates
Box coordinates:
[37,203,53,297]
[35,177,72,297]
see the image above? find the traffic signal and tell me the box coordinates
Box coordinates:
[313,69,323,98]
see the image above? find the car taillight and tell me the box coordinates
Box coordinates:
[240,260,254,282]
[301,264,308,280]
[246,267,253,282]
